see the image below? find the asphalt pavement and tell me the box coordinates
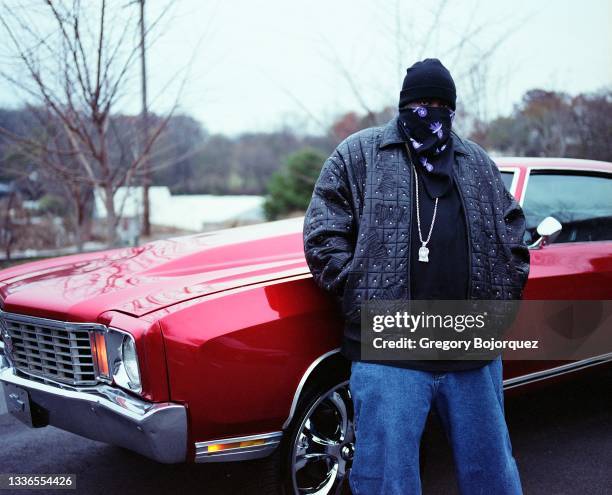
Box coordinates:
[0,365,611,495]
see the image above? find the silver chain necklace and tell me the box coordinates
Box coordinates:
[406,144,439,263]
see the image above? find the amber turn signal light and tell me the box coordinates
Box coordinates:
[90,332,110,379]
[206,439,266,452]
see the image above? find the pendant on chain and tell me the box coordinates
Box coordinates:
[418,243,430,263]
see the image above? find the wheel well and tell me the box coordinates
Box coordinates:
[282,350,351,430]
[303,352,351,391]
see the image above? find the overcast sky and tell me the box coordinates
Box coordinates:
[1,0,610,136]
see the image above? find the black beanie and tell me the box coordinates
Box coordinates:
[399,58,456,110]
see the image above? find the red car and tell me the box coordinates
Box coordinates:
[1,157,611,494]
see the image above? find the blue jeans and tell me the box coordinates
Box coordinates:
[348,356,523,495]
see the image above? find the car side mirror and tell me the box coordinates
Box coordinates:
[529,216,562,249]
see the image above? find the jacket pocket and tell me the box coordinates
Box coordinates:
[341,270,363,324]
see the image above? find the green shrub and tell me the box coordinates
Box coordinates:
[264,148,326,220]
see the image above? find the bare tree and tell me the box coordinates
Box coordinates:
[0,0,176,247]
[0,182,20,260]
[306,0,530,134]
[0,158,56,259]
[1,107,93,251]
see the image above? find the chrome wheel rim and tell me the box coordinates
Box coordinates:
[290,381,354,495]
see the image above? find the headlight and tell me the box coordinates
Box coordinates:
[105,329,142,394]
[121,335,141,390]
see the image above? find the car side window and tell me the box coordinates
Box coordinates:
[522,171,612,244]
[499,171,514,192]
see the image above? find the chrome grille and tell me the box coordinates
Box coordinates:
[1,312,98,386]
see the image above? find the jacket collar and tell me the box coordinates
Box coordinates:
[379,115,471,156]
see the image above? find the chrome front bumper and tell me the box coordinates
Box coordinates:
[0,364,188,464]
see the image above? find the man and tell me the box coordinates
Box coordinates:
[303,58,530,494]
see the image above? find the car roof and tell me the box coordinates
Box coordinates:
[492,156,612,172]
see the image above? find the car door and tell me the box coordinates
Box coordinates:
[521,168,612,299]
[512,167,612,380]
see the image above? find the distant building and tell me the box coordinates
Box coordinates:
[0,182,13,198]
[93,186,265,236]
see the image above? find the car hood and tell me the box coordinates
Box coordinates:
[0,218,308,321]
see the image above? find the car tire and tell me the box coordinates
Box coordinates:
[246,375,355,495]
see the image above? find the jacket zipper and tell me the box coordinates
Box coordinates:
[453,158,473,299]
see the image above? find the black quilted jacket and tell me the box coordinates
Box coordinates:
[303,115,530,362]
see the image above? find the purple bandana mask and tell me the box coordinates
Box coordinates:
[398,105,455,172]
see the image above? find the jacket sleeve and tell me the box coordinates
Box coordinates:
[303,151,357,297]
[490,160,531,297]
